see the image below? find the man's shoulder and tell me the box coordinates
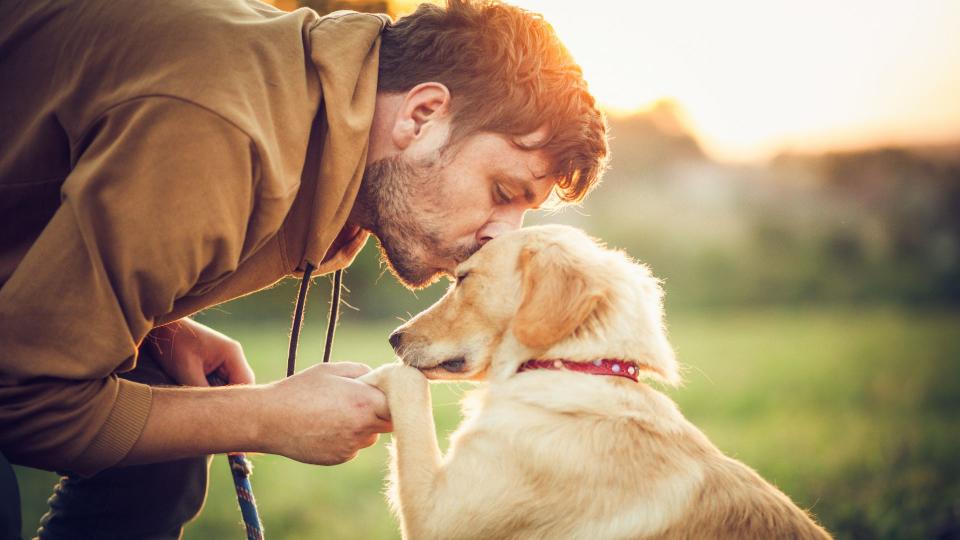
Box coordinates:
[91,0,311,44]
[74,1,322,146]
[87,0,317,89]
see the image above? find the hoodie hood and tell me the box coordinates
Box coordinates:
[280,11,390,273]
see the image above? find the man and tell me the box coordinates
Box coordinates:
[0,0,607,537]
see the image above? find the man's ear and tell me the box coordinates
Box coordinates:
[392,82,451,150]
[512,243,602,351]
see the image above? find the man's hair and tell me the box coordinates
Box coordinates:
[378,0,609,203]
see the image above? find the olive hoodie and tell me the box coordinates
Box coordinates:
[0,0,387,476]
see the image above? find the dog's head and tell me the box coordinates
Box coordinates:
[388,224,679,385]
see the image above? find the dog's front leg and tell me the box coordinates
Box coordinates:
[362,364,442,538]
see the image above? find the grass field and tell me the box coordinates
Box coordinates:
[15,307,960,539]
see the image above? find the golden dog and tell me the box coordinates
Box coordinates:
[362,224,831,539]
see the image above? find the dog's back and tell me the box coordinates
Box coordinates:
[660,434,832,539]
[462,371,831,539]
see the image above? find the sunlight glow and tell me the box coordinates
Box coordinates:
[499,0,960,161]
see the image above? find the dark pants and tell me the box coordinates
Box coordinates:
[0,451,21,540]
[35,346,211,540]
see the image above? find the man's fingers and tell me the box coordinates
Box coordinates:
[324,362,372,379]
[373,419,393,434]
[183,363,211,387]
[220,351,256,385]
[366,386,391,423]
[360,432,380,449]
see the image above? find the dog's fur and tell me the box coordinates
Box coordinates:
[362,224,831,539]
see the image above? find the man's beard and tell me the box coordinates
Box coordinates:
[356,154,478,289]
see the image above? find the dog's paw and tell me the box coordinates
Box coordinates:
[360,362,426,394]
[358,363,398,389]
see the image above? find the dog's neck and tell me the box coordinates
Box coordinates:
[517,358,645,382]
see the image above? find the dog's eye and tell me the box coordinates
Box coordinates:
[456,272,470,285]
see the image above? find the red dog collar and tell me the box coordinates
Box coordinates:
[518,358,642,382]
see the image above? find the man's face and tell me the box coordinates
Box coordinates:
[359,129,556,289]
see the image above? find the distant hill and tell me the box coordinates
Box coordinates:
[605,100,709,173]
[541,104,960,307]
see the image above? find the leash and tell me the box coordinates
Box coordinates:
[207,373,264,540]
[212,265,344,539]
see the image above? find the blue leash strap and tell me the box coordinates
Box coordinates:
[208,373,265,540]
[227,452,264,540]
[207,263,341,539]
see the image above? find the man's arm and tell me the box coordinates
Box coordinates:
[120,362,391,467]
[0,97,383,475]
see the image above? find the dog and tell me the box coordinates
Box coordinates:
[362,224,831,539]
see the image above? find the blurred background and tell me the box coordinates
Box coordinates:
[15,0,960,538]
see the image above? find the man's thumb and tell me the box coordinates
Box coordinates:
[322,362,372,379]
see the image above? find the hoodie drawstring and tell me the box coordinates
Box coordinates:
[223,265,344,540]
[286,263,315,376]
[322,268,343,364]
[287,264,343,376]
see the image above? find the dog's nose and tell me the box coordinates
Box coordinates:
[388,331,403,352]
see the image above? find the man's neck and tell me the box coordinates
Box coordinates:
[346,184,375,233]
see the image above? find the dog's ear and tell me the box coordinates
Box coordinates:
[634,266,681,386]
[512,242,602,350]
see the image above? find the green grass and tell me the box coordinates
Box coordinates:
[15,307,960,539]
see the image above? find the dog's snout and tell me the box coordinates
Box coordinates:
[388,331,403,352]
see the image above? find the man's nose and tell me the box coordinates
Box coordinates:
[477,212,524,246]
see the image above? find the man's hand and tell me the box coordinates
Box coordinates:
[148,318,255,387]
[261,362,392,465]
[122,361,392,467]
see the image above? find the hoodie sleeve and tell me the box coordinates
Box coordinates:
[0,97,259,475]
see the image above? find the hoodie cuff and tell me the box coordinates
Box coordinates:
[69,378,153,477]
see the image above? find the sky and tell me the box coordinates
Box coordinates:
[398,0,960,162]
[512,0,960,161]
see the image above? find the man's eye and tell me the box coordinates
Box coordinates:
[494,184,510,204]
[456,272,470,285]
